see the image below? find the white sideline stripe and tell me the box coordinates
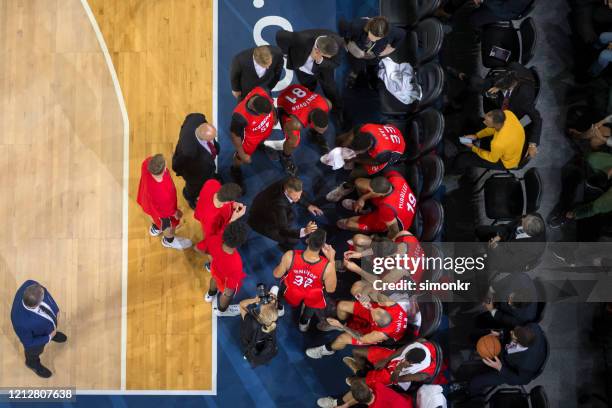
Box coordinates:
[211,0,219,396]
[79,0,219,395]
[79,0,130,391]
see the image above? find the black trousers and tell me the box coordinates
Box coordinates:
[475,225,508,242]
[451,137,508,173]
[295,69,343,111]
[182,174,219,206]
[247,220,299,252]
[25,345,45,368]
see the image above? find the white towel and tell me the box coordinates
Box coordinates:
[320,147,356,170]
[417,385,448,408]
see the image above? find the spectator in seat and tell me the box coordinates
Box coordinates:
[338,16,406,89]
[451,109,525,172]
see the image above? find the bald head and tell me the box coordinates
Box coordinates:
[372,308,392,328]
[195,123,217,142]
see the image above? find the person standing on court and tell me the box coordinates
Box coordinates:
[230,45,284,99]
[171,113,219,210]
[10,280,67,378]
[137,154,193,250]
[248,176,323,252]
[275,29,345,126]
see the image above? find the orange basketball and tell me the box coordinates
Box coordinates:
[476,334,502,359]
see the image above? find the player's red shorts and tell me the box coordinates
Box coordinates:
[151,215,180,231]
[364,346,396,387]
[242,132,273,156]
[281,115,302,146]
[356,212,387,233]
[210,265,244,294]
[283,285,326,309]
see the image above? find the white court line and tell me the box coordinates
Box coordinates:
[79,0,219,395]
[78,0,130,392]
[211,0,219,397]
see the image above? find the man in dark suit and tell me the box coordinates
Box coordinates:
[275,29,345,120]
[10,280,67,378]
[477,272,538,329]
[230,45,284,100]
[248,176,324,251]
[481,63,541,160]
[452,323,547,396]
[172,113,219,209]
[469,323,547,394]
[476,213,546,274]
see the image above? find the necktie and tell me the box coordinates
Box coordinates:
[501,96,510,110]
[39,304,57,326]
[207,141,217,159]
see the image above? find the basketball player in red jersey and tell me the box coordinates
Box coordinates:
[327,123,406,202]
[268,84,331,173]
[306,295,409,359]
[229,86,276,191]
[344,230,425,284]
[136,154,192,250]
[205,221,249,317]
[193,180,245,258]
[337,171,417,239]
[272,229,337,332]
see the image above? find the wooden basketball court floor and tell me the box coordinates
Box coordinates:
[0,0,215,392]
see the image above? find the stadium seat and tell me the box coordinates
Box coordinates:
[414,18,444,66]
[414,293,443,338]
[485,385,549,408]
[415,62,445,111]
[418,154,444,198]
[482,168,542,222]
[481,17,537,68]
[417,0,442,20]
[413,198,444,241]
[379,0,419,27]
[402,108,444,162]
[379,62,444,117]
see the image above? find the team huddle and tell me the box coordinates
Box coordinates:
[135,23,444,407]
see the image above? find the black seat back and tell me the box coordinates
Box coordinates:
[529,66,541,103]
[519,17,537,65]
[419,154,444,198]
[523,167,542,213]
[418,108,444,155]
[418,0,442,20]
[484,173,523,221]
[415,18,444,65]
[533,277,547,323]
[415,62,445,111]
[415,293,442,338]
[529,386,550,408]
[416,198,444,241]
[380,0,419,27]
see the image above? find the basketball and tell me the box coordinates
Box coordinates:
[477,334,502,359]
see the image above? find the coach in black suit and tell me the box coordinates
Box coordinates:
[275,29,344,113]
[11,280,67,378]
[172,113,219,209]
[248,176,323,251]
[467,323,547,394]
[230,45,284,99]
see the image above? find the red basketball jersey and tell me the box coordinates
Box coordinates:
[372,171,417,230]
[359,124,406,175]
[232,87,275,153]
[277,84,329,128]
[394,233,425,283]
[282,250,328,309]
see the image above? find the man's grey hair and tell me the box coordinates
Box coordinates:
[315,36,339,57]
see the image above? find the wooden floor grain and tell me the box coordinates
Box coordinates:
[88,0,214,390]
[0,0,123,389]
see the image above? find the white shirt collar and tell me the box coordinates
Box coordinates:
[22,300,57,328]
[195,130,213,154]
[284,191,295,203]
[253,57,267,78]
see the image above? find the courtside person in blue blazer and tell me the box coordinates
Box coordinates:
[10,280,67,378]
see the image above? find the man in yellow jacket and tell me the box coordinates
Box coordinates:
[454,109,525,171]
